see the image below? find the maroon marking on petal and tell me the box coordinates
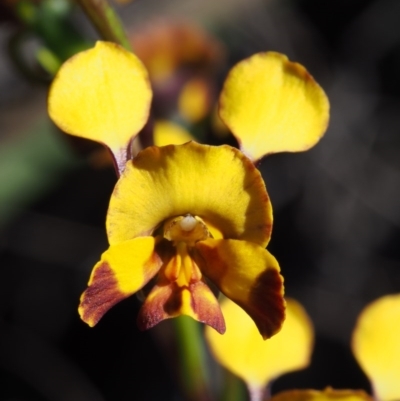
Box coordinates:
[237,268,285,339]
[190,281,226,334]
[193,244,227,277]
[137,281,191,330]
[195,242,285,338]
[164,283,184,316]
[79,262,127,326]
[256,222,272,239]
[137,282,174,330]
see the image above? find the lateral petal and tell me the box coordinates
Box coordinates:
[79,236,162,327]
[48,41,152,167]
[219,52,329,161]
[195,239,285,339]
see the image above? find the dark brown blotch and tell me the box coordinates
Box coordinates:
[190,281,226,334]
[137,282,174,330]
[237,268,285,339]
[79,262,127,326]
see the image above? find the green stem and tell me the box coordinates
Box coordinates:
[36,47,62,75]
[221,371,247,401]
[174,316,213,401]
[76,0,131,50]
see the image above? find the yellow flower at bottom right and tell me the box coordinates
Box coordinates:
[352,294,400,401]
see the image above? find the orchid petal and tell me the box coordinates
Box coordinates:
[196,238,285,339]
[219,52,329,161]
[48,41,152,169]
[79,236,161,326]
[107,142,272,247]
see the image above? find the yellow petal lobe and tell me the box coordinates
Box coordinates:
[48,41,152,153]
[270,388,373,401]
[153,120,194,147]
[352,294,400,401]
[78,236,162,327]
[197,239,285,339]
[219,52,329,161]
[205,298,311,388]
[107,142,272,247]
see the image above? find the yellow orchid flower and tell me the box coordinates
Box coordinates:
[352,294,400,401]
[48,41,329,337]
[78,140,284,338]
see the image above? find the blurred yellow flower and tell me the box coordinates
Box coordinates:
[352,294,400,401]
[270,387,373,401]
[206,298,376,401]
[206,298,313,395]
[178,77,212,123]
[129,20,225,125]
[153,120,194,147]
[130,20,225,83]
[47,40,329,336]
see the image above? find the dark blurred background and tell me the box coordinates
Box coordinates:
[1,0,400,399]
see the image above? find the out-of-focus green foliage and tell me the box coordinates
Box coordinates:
[11,0,91,76]
[0,118,77,226]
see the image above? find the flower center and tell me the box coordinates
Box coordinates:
[162,214,210,286]
[163,214,210,247]
[179,215,197,231]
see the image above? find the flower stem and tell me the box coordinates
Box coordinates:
[174,316,213,401]
[247,384,268,401]
[76,0,131,50]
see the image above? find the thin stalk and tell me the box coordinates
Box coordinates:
[174,316,213,401]
[247,383,268,401]
[76,0,131,50]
